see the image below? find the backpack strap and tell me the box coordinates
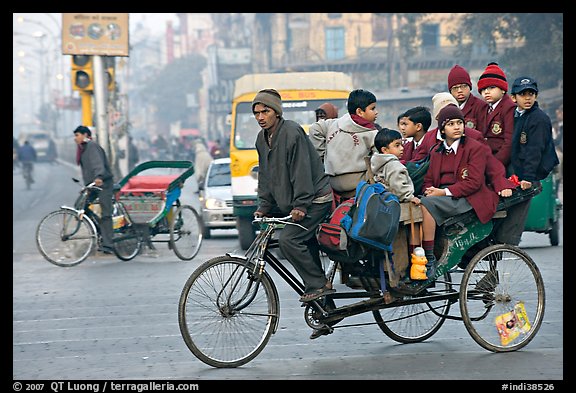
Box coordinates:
[364,156,376,184]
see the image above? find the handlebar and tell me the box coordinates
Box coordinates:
[252,215,308,230]
[73,178,102,192]
[80,182,102,193]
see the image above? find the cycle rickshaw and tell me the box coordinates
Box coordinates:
[178,186,545,368]
[36,160,203,267]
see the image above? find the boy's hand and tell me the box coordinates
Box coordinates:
[519,180,532,190]
[498,188,513,197]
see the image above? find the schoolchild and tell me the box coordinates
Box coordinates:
[492,76,559,245]
[397,111,408,139]
[477,62,516,169]
[309,89,379,204]
[371,127,422,254]
[410,93,485,162]
[315,102,339,121]
[448,64,488,133]
[411,105,513,282]
[398,106,431,163]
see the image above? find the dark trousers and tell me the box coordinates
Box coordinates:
[97,185,114,250]
[278,201,332,292]
[493,198,532,246]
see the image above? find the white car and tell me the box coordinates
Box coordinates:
[199,157,235,238]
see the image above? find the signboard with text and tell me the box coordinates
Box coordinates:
[62,13,129,56]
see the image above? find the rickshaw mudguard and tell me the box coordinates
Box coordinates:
[432,218,494,280]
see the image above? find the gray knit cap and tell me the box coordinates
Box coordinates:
[252,88,283,116]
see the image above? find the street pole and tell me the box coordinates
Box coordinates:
[92,55,111,159]
[80,91,92,126]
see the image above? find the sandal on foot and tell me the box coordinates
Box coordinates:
[299,285,336,302]
[310,326,333,340]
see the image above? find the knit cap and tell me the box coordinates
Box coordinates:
[252,89,283,116]
[431,92,458,120]
[477,62,508,92]
[437,104,464,131]
[447,64,472,90]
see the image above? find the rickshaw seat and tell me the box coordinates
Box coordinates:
[120,175,180,194]
[441,186,541,229]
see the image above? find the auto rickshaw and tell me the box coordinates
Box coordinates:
[523,171,562,246]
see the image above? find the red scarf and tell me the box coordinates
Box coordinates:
[351,114,376,130]
[76,143,86,165]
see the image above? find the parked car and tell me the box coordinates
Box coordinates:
[199,157,235,238]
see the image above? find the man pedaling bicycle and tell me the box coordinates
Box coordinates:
[17,140,37,184]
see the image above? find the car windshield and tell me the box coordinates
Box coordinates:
[207,163,231,187]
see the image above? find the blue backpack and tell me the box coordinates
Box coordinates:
[341,181,401,251]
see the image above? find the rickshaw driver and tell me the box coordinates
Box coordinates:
[73,125,115,255]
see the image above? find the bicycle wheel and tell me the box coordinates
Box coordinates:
[459,244,545,352]
[113,226,142,261]
[178,255,280,368]
[373,271,453,343]
[36,209,97,267]
[170,204,203,260]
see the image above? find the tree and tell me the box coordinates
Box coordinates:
[140,54,207,126]
[449,13,563,89]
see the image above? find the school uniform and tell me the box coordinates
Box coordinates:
[410,126,485,163]
[399,137,423,163]
[461,94,489,134]
[493,99,559,245]
[483,94,516,168]
[420,136,499,225]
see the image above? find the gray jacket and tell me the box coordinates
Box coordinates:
[79,141,113,186]
[371,153,415,202]
[309,113,378,192]
[255,119,331,215]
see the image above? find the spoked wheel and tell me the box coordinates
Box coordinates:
[113,226,143,261]
[36,209,97,267]
[459,244,545,352]
[169,205,203,260]
[373,271,453,343]
[178,256,280,368]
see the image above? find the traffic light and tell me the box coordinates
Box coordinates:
[103,56,115,91]
[71,55,93,92]
[105,67,115,91]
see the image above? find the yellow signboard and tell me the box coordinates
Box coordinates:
[62,13,129,56]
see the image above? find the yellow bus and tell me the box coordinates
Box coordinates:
[229,71,353,249]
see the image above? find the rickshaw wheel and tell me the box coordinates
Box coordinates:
[459,244,545,352]
[170,204,203,260]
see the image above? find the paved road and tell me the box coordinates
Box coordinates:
[12,162,564,384]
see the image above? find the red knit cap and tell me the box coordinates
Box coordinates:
[437,104,464,131]
[477,62,508,92]
[447,65,472,90]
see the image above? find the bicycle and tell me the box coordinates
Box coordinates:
[35,179,142,267]
[21,161,34,190]
[36,161,204,267]
[178,187,545,368]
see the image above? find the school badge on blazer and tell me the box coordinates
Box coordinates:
[520,131,528,144]
[465,119,476,129]
[460,168,469,179]
[491,122,502,134]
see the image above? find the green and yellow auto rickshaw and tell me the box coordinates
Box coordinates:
[524,171,562,246]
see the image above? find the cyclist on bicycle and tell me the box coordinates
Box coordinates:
[252,89,335,304]
[73,125,115,255]
[17,140,37,183]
